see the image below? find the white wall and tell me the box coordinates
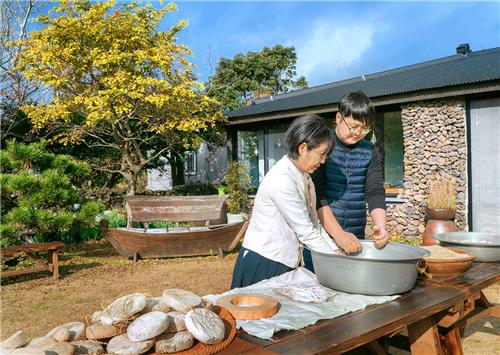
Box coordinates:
[147,143,229,191]
[147,156,172,191]
[185,142,228,185]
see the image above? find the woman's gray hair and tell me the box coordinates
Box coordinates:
[285,114,334,159]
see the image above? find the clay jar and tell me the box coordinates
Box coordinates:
[423,207,457,246]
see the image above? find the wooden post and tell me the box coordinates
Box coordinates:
[365,339,388,355]
[408,317,444,355]
[441,327,464,355]
[51,250,60,280]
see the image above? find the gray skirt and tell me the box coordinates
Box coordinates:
[230,247,293,289]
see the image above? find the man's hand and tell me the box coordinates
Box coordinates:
[372,225,389,249]
[334,231,362,254]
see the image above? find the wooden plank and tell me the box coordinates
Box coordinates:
[257,285,465,354]
[465,306,500,325]
[385,187,404,194]
[436,301,464,328]
[408,317,443,355]
[26,252,52,270]
[1,241,65,256]
[227,220,249,251]
[125,195,228,224]
[476,290,493,308]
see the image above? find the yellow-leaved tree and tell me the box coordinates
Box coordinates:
[17,0,225,195]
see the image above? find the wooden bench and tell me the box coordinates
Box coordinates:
[103,195,249,261]
[1,241,65,280]
[125,195,229,229]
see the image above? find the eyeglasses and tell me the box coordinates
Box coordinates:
[341,116,371,136]
[310,148,328,163]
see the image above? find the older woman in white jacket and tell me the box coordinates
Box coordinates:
[231,114,338,289]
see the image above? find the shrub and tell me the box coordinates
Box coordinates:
[427,173,456,210]
[224,161,251,214]
[0,139,105,246]
[166,183,218,196]
[101,209,128,228]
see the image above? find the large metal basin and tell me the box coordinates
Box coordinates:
[435,232,500,262]
[309,241,429,296]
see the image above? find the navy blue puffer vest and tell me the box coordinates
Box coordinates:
[324,135,372,239]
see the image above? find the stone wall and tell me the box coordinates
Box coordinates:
[246,97,469,242]
[379,98,468,241]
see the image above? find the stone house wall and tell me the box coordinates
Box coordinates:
[372,98,469,241]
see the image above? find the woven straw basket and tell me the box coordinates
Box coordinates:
[152,306,236,355]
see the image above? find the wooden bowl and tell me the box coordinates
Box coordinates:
[216,293,279,320]
[425,247,476,275]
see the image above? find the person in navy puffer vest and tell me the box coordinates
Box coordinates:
[304,91,389,272]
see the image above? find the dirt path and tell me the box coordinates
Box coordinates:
[1,240,498,354]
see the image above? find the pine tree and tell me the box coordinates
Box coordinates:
[0,139,104,246]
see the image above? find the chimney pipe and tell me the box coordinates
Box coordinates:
[456,43,471,56]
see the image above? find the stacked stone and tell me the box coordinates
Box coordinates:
[365,99,467,242]
[390,99,468,241]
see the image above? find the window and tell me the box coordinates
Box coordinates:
[374,111,404,188]
[266,127,287,171]
[184,151,196,175]
[238,131,263,188]
[469,98,500,232]
[237,125,288,188]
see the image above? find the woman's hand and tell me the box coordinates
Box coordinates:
[372,225,389,249]
[334,231,362,254]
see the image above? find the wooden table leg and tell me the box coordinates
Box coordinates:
[364,339,388,355]
[408,317,444,355]
[441,326,464,355]
[51,250,60,280]
[458,290,500,336]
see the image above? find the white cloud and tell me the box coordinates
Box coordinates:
[295,21,377,84]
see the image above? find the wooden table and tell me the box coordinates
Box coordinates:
[220,263,499,355]
[1,241,65,280]
[422,262,500,345]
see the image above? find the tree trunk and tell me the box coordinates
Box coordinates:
[170,155,185,186]
[123,170,139,196]
[126,177,136,196]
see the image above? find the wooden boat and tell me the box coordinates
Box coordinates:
[101,195,249,261]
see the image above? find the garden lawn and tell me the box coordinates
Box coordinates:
[1,240,498,355]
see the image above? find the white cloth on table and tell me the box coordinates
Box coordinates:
[204,267,399,339]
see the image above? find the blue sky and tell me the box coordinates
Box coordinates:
[157,1,500,87]
[31,1,499,88]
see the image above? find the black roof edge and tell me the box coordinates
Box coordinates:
[226,80,500,126]
[227,46,500,118]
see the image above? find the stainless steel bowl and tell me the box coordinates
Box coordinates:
[435,232,500,262]
[308,241,430,296]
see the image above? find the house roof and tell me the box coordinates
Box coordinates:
[227,46,500,120]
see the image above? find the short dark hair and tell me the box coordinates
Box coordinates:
[338,91,375,127]
[285,114,334,159]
